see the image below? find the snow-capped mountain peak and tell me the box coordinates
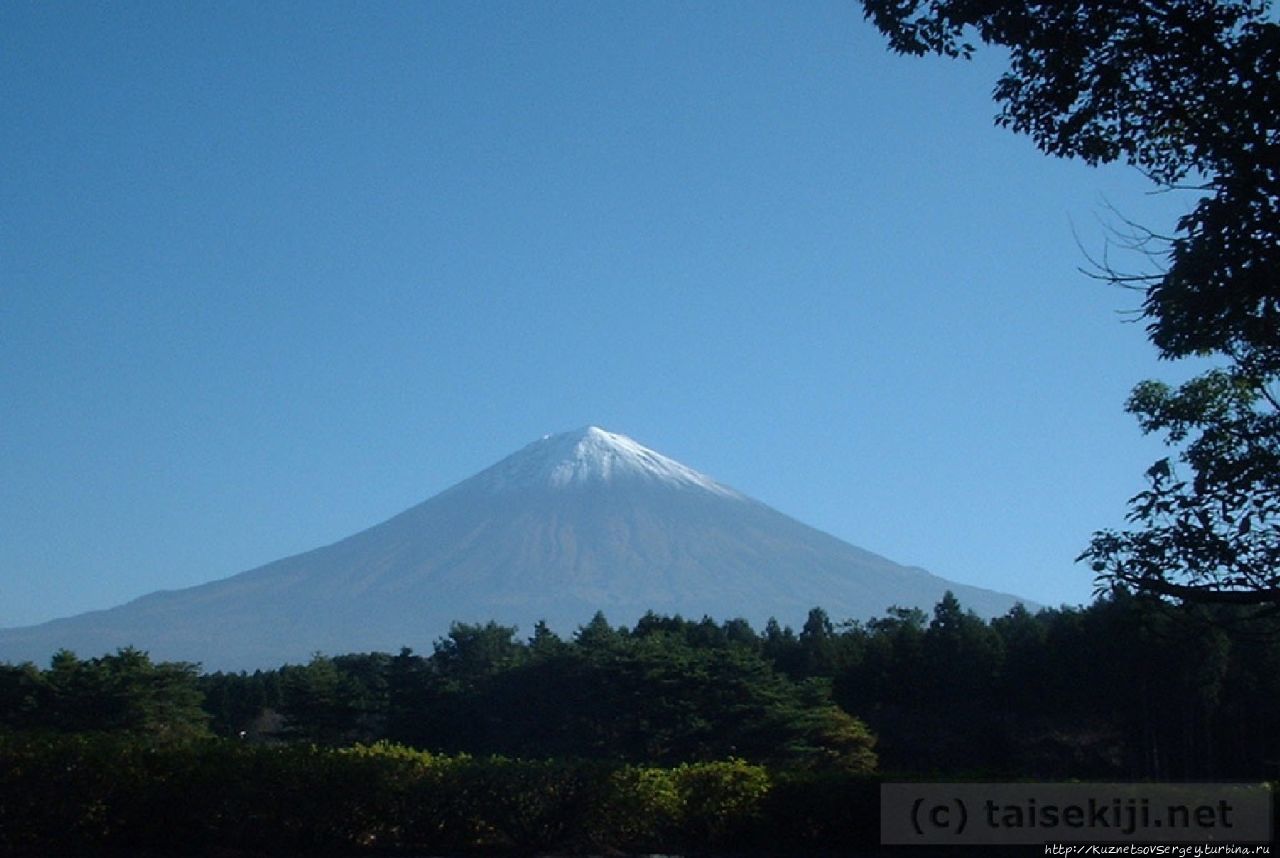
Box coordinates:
[0,425,1031,670]
[465,426,742,497]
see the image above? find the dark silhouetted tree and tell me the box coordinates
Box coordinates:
[278,655,368,744]
[861,0,1280,604]
[34,648,208,740]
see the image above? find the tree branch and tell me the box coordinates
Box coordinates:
[1128,576,1280,605]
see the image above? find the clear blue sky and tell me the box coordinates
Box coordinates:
[2,1,1197,628]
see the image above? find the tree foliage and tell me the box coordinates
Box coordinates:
[1086,372,1280,601]
[183,596,1280,779]
[0,647,208,740]
[0,737,791,856]
[861,0,1280,603]
[5,595,1280,784]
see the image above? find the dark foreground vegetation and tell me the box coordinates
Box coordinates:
[2,593,1278,854]
[0,736,881,855]
[203,594,1278,781]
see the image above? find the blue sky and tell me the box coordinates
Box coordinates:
[2,2,1197,628]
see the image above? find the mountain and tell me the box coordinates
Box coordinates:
[0,427,1030,670]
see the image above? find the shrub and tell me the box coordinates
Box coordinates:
[0,734,891,855]
[586,764,683,849]
[670,758,771,848]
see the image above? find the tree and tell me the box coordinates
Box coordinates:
[798,607,839,677]
[528,620,567,657]
[385,646,432,746]
[433,621,524,681]
[923,592,1004,702]
[0,661,48,730]
[861,0,1280,603]
[421,622,525,752]
[40,648,209,740]
[761,617,802,677]
[1084,372,1280,602]
[721,617,761,650]
[199,668,281,737]
[574,611,626,651]
[278,655,369,744]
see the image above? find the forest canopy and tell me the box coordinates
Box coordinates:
[3,595,1276,781]
[3,595,1278,854]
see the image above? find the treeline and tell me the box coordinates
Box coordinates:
[201,593,1280,780]
[3,591,1280,780]
[828,592,1280,780]
[0,646,208,740]
[202,613,877,772]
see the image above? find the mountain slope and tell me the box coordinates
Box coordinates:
[0,427,1030,670]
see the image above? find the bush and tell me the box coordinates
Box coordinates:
[670,758,771,848]
[0,733,885,855]
[587,764,683,849]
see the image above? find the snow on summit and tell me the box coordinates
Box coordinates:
[467,426,742,497]
[0,424,1032,669]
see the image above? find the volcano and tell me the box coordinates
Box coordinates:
[0,427,1029,670]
